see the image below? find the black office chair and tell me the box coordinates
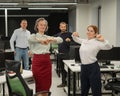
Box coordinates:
[5,60,33,96]
[105,76,120,96]
[34,91,51,96]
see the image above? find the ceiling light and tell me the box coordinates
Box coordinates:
[28,7,68,10]
[7,15,49,17]
[0,3,18,5]
[0,8,21,10]
[28,2,77,6]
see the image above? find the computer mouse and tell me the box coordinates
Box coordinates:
[71,64,75,66]
[111,67,114,69]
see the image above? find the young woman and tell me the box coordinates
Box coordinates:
[72,25,112,96]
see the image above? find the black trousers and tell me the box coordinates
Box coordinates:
[57,53,69,84]
[80,62,101,96]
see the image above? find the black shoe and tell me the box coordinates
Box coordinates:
[57,83,66,87]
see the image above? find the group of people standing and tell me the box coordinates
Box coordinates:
[10,18,112,96]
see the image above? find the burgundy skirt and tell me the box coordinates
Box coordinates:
[32,54,52,92]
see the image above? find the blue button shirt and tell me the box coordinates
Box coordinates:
[10,28,31,51]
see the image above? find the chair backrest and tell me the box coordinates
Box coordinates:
[34,91,51,96]
[5,60,33,96]
[50,43,58,54]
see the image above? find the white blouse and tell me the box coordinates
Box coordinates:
[72,36,112,64]
[28,33,63,54]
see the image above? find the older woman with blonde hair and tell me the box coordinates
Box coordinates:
[28,18,63,96]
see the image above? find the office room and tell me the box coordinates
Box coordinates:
[0,0,120,96]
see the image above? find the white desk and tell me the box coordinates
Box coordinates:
[63,60,120,96]
[0,70,33,96]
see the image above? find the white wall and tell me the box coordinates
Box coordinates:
[116,0,120,46]
[76,4,90,38]
[68,0,120,46]
[69,4,99,38]
[101,0,116,46]
[68,8,76,33]
[89,6,98,26]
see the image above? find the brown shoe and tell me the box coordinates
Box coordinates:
[57,83,66,87]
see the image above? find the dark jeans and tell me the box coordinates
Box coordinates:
[58,53,69,84]
[81,62,101,96]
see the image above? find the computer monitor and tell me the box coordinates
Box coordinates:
[0,51,5,72]
[97,47,120,64]
[0,41,5,50]
[4,40,10,49]
[69,45,80,59]
[0,36,10,50]
[69,45,76,59]
[75,47,81,63]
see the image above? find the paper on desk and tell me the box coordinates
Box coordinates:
[111,61,120,65]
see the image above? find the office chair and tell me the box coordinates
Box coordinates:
[34,91,51,96]
[104,75,120,96]
[5,60,33,96]
[50,43,58,54]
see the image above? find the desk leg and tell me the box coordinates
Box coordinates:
[68,68,71,96]
[3,83,5,96]
[56,54,60,77]
[73,72,76,96]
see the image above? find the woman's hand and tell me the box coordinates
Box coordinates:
[28,50,33,57]
[40,38,56,45]
[40,39,49,45]
[36,37,49,45]
[96,34,104,42]
[47,37,56,43]
[72,32,79,37]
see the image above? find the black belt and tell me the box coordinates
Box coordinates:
[16,47,28,50]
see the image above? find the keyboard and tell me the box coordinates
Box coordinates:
[100,65,108,68]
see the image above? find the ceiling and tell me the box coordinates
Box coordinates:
[0,0,99,17]
[0,0,89,3]
[0,0,97,9]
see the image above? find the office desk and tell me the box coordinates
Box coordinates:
[0,70,33,96]
[63,60,120,96]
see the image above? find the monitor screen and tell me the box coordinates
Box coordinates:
[0,36,10,50]
[97,47,120,62]
[0,41,5,50]
[75,47,81,63]
[69,45,80,60]
[0,51,5,72]
[69,45,77,59]
[4,40,10,49]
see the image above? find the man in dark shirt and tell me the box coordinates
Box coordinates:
[54,22,72,87]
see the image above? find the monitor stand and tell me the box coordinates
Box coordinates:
[105,60,114,65]
[75,60,81,64]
